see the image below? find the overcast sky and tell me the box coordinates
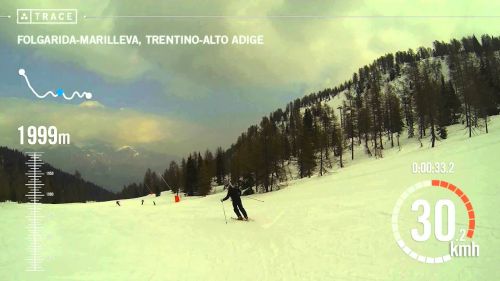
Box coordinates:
[1,0,500,156]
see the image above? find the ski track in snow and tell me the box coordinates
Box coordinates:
[261,210,285,229]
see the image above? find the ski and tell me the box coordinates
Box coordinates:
[230,217,252,222]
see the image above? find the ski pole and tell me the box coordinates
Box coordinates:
[144,183,154,195]
[221,201,228,224]
[246,196,264,202]
[159,174,173,190]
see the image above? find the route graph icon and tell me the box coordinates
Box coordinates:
[18,68,93,100]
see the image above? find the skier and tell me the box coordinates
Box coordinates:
[116,201,121,206]
[221,179,248,220]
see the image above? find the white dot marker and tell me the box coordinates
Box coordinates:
[18,68,25,76]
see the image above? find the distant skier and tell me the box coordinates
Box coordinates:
[221,179,248,220]
[141,200,144,205]
[116,201,121,206]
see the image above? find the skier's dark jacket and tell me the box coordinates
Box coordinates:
[222,184,241,202]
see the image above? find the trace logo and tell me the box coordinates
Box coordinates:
[17,9,77,25]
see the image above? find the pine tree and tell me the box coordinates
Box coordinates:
[448,43,474,137]
[331,111,343,167]
[165,161,180,193]
[357,106,372,156]
[215,147,225,185]
[298,109,315,177]
[421,60,441,147]
[344,90,357,160]
[198,161,212,196]
[367,70,384,156]
[401,72,415,138]
[143,168,153,196]
[317,103,333,175]
[384,85,404,147]
[437,75,451,139]
[184,156,197,196]
[408,62,426,141]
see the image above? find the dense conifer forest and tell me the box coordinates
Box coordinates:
[119,34,499,199]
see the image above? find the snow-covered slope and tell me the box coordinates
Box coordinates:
[1,117,499,281]
[324,56,451,112]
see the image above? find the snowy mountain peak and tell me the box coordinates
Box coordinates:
[116,145,140,157]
